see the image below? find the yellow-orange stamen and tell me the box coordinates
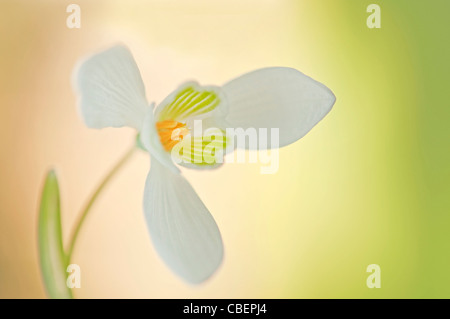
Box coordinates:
[156,120,189,151]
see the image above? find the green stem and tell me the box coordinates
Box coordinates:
[66,145,136,262]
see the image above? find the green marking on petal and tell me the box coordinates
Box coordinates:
[156,83,228,168]
[172,130,229,167]
[158,84,221,122]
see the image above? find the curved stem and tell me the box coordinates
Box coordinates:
[66,145,137,262]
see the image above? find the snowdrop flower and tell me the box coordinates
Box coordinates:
[73,45,335,284]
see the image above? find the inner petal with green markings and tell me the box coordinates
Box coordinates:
[155,82,229,168]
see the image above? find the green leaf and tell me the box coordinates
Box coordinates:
[38,170,73,299]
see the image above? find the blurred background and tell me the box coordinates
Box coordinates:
[1,0,449,298]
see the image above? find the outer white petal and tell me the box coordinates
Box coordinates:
[143,159,223,284]
[222,67,336,149]
[73,45,149,130]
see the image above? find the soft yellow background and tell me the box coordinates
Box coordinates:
[1,0,449,298]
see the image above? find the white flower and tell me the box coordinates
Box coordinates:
[73,45,335,284]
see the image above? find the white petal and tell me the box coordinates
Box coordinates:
[143,159,223,283]
[73,45,149,130]
[222,67,336,148]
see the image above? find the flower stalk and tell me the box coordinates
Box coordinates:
[66,145,137,263]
